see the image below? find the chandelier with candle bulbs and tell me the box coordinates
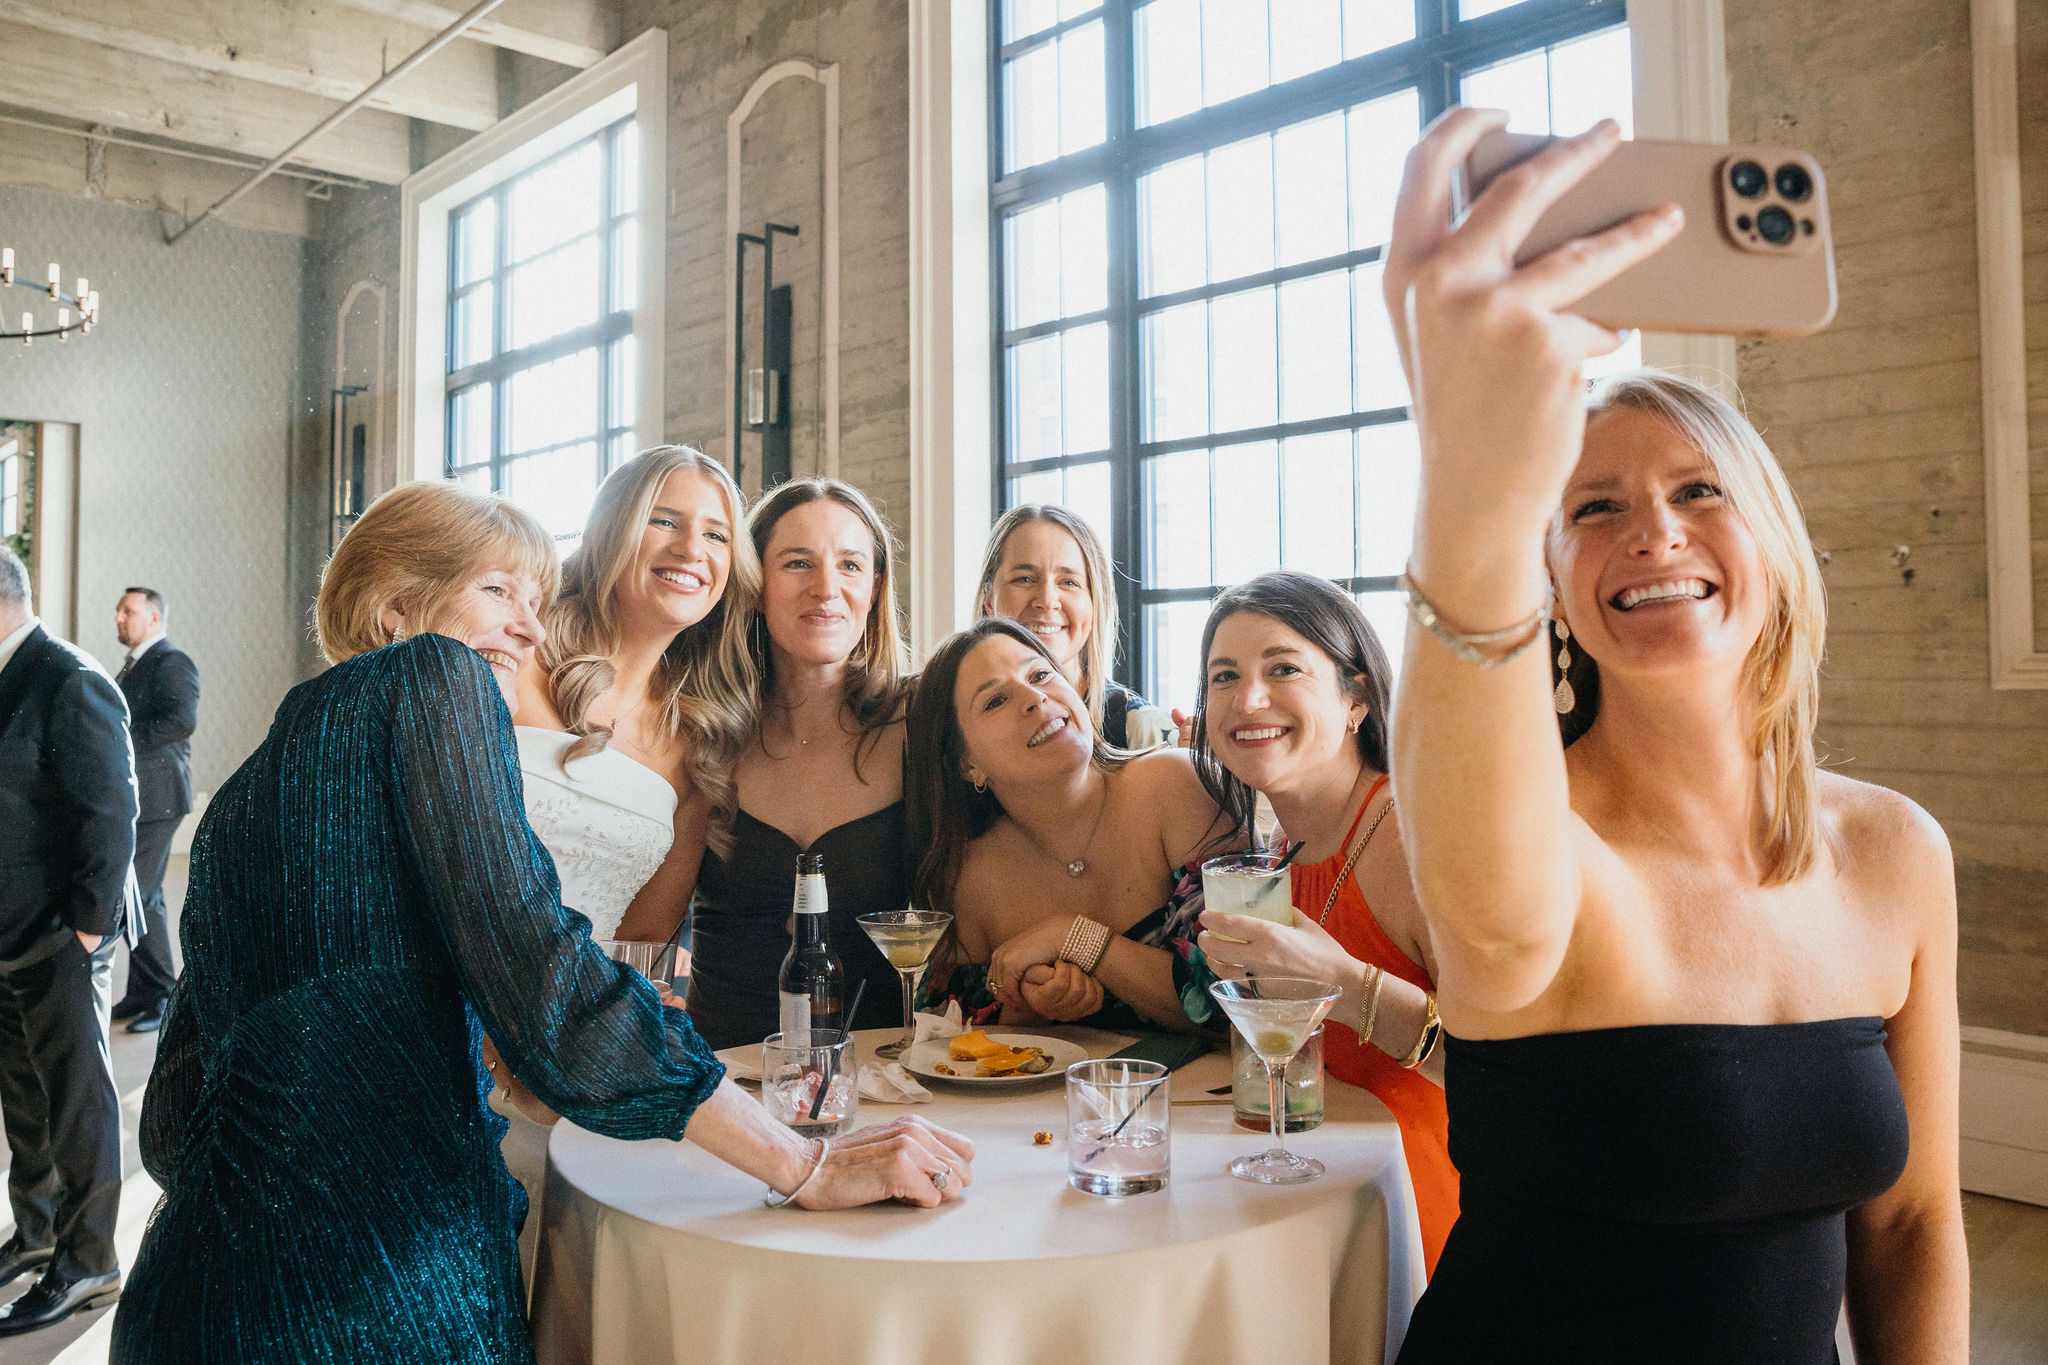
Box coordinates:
[0,248,101,344]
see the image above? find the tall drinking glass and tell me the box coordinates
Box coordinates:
[855,910,953,1058]
[1200,852,1293,943]
[1207,976,1342,1184]
[597,939,680,989]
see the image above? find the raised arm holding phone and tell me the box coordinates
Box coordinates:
[1382,111,1966,1364]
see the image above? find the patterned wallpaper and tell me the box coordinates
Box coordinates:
[0,183,309,795]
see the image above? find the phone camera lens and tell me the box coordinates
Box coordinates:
[1756,205,1796,245]
[1774,163,1813,201]
[1729,160,1768,198]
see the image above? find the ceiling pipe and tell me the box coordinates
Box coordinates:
[164,0,509,245]
[0,113,371,192]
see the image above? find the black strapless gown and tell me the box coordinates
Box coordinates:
[1397,1017,1910,1365]
[686,804,909,1051]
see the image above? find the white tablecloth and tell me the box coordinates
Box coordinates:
[530,1027,1424,1365]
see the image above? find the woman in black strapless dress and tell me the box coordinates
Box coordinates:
[685,479,912,1052]
[1375,113,1967,1362]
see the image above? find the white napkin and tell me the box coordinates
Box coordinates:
[858,1062,932,1104]
[911,1000,966,1044]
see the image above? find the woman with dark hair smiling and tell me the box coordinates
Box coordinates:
[905,617,1232,1031]
[1187,569,1457,1273]
[685,478,910,1051]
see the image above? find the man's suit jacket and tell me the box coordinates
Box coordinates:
[0,626,138,963]
[119,639,199,824]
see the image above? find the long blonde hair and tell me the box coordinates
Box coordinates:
[540,447,760,853]
[1578,370,1828,885]
[318,481,558,663]
[974,504,1119,736]
[747,478,908,769]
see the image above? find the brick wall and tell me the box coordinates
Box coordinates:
[1726,0,2048,1034]
[617,0,913,552]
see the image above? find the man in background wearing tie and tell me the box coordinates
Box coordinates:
[110,587,197,1035]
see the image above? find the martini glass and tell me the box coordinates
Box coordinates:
[856,910,953,1058]
[1208,976,1342,1184]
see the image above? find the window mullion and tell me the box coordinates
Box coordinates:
[1105,0,1143,693]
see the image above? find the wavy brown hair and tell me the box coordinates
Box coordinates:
[539,446,759,853]
[746,478,908,774]
[905,617,1128,922]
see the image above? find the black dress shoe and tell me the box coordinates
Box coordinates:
[0,1236,51,1292]
[110,996,151,1023]
[0,1269,120,1335]
[125,1002,165,1033]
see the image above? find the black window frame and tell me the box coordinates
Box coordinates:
[989,0,1628,696]
[443,114,640,521]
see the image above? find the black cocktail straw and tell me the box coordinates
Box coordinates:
[807,978,869,1120]
[1271,839,1308,872]
[1083,1069,1169,1165]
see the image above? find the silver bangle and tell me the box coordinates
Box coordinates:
[1398,571,1551,668]
[762,1138,830,1209]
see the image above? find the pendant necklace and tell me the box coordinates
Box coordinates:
[1024,775,1110,878]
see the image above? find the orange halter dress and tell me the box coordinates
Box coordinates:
[1292,775,1460,1275]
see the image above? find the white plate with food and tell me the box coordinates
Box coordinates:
[900,1031,1087,1086]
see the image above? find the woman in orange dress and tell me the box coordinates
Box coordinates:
[1186,570,1457,1274]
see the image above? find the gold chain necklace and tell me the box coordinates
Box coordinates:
[1017,775,1111,878]
[1318,787,1394,926]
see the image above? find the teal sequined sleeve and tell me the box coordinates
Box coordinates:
[385,635,724,1134]
[115,634,722,1365]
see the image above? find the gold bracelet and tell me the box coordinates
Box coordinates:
[762,1138,830,1209]
[1356,965,1385,1048]
[1396,992,1442,1070]
[1398,571,1551,668]
[1057,916,1112,975]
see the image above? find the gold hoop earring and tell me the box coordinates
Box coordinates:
[971,777,986,795]
[1553,619,1576,714]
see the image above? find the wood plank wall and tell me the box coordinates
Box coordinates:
[1726,0,2048,1034]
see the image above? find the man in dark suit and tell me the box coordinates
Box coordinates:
[110,587,197,1034]
[0,545,131,1333]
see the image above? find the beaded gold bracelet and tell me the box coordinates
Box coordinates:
[1057,916,1112,974]
[1398,571,1551,668]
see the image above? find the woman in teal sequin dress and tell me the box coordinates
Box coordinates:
[110,484,972,1365]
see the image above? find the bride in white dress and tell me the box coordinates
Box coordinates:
[494,445,761,1286]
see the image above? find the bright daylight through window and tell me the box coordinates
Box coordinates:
[992,0,1633,714]
[444,117,641,551]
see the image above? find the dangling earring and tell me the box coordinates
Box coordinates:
[1553,619,1576,715]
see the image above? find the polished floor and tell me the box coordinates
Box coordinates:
[0,860,2040,1364]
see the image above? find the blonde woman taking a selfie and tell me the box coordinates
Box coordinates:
[1382,113,1966,1364]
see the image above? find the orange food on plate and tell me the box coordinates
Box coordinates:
[948,1030,1008,1060]
[972,1046,1047,1077]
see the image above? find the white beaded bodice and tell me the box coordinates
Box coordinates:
[515,727,677,942]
